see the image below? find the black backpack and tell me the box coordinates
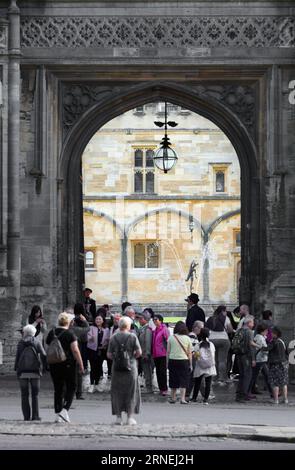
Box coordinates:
[232,328,247,355]
[17,341,41,374]
[113,335,132,372]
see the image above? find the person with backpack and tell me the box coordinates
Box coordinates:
[107,316,142,425]
[167,321,192,404]
[232,315,258,402]
[205,305,233,384]
[185,320,204,401]
[14,324,46,421]
[46,312,84,423]
[191,327,216,404]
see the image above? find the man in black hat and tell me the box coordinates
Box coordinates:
[185,293,205,332]
[82,288,96,323]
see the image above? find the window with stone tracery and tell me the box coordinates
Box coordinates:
[134,148,155,194]
[133,242,159,268]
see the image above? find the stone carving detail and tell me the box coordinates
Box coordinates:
[62,82,256,140]
[62,83,123,134]
[21,16,295,48]
[193,84,256,136]
[0,25,7,52]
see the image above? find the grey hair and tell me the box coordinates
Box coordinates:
[193,320,204,330]
[118,316,132,330]
[23,324,37,337]
[243,315,254,325]
[124,306,135,316]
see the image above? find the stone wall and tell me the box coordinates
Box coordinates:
[0,1,294,373]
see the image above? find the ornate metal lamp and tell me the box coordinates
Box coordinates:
[153,102,178,173]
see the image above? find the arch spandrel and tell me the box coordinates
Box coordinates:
[60,81,258,180]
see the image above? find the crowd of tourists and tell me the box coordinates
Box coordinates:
[14,290,290,424]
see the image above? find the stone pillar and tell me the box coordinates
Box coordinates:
[121,234,128,302]
[202,233,210,303]
[7,0,20,281]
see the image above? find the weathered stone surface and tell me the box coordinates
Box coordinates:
[20,15,295,49]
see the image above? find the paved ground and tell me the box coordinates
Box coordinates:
[1,375,295,450]
[1,395,295,427]
[1,434,295,450]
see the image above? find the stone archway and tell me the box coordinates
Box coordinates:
[59,80,258,308]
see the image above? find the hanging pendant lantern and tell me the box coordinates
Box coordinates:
[153,102,178,173]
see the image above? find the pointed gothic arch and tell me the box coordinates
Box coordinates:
[59,81,258,306]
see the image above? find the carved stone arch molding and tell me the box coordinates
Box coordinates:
[61,80,257,143]
[59,80,259,307]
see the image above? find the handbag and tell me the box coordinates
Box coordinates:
[174,335,190,359]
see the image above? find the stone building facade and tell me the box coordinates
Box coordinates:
[83,104,241,308]
[0,0,294,371]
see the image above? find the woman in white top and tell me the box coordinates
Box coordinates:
[205,305,233,384]
[192,327,216,404]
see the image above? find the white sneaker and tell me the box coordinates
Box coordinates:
[55,414,62,423]
[88,384,94,393]
[284,399,289,404]
[59,408,70,423]
[96,384,104,392]
[127,417,137,426]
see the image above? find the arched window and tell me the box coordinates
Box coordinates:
[216,171,225,192]
[85,250,94,268]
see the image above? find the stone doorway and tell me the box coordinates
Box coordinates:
[59,79,259,312]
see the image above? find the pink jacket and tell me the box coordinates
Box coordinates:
[152,324,170,358]
[87,326,110,351]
